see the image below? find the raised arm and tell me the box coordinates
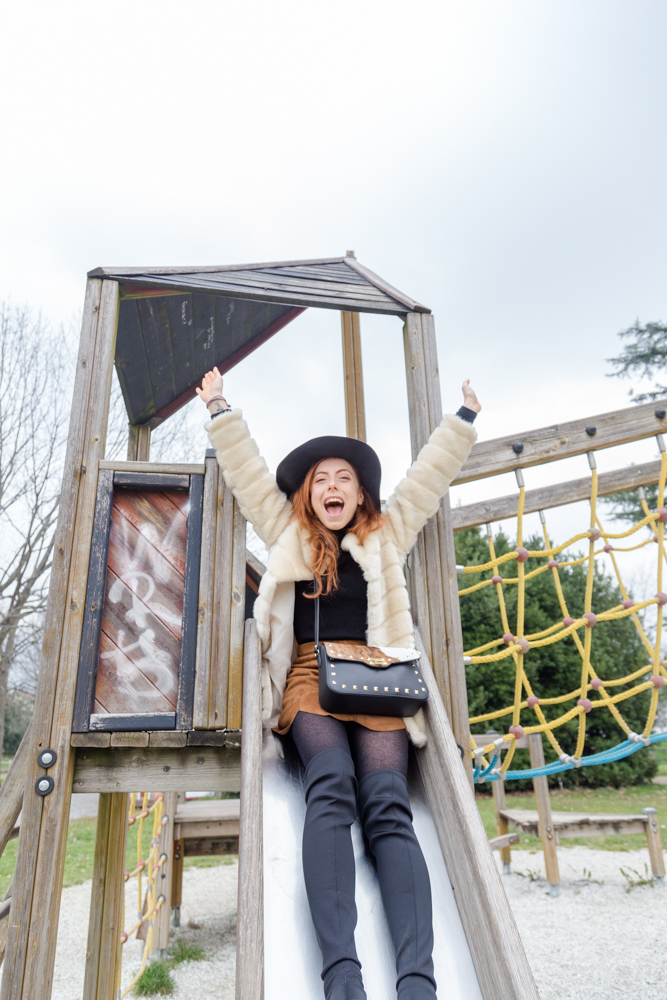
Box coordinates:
[383,380,480,559]
[198,368,292,547]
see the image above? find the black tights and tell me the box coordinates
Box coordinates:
[291,712,436,999]
[291,710,409,780]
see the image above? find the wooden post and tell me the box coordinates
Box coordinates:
[236,619,263,1000]
[527,733,560,893]
[2,278,119,1000]
[403,312,472,774]
[0,724,31,859]
[82,793,129,1000]
[492,777,512,874]
[341,310,366,441]
[126,422,151,461]
[154,792,178,954]
[642,807,666,881]
[415,633,538,1000]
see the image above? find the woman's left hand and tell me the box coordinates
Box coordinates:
[462,379,481,414]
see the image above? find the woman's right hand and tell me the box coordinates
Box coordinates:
[196,367,225,407]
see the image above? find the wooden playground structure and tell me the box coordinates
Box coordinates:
[0,252,664,998]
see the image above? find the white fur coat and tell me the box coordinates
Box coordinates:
[207,410,477,745]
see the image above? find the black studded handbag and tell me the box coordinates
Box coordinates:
[314,596,429,717]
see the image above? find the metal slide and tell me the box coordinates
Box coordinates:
[262,729,483,1000]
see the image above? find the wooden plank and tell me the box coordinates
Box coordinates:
[148,731,188,748]
[174,799,239,824]
[226,499,247,730]
[454,398,667,485]
[70,733,110,748]
[193,457,219,727]
[72,472,115,732]
[125,424,151,462]
[492,778,512,870]
[344,256,430,312]
[115,275,409,316]
[210,470,234,729]
[341,311,366,441]
[642,808,665,879]
[171,834,184,910]
[2,278,119,1000]
[176,474,204,730]
[182,837,239,856]
[403,314,472,775]
[82,793,128,1000]
[154,792,178,952]
[452,459,665,530]
[177,819,239,839]
[113,471,189,490]
[90,711,176,732]
[236,620,263,1000]
[500,808,651,837]
[0,725,31,859]
[488,833,519,851]
[72,746,241,793]
[527,734,559,889]
[89,256,349,277]
[415,632,538,1000]
[99,461,206,475]
[109,732,149,747]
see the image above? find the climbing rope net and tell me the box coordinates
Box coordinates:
[118,792,168,998]
[463,448,667,784]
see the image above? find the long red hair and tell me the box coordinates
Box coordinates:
[292,461,384,597]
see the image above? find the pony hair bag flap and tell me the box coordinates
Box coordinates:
[314,597,428,717]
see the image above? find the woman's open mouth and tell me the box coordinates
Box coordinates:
[323,496,345,518]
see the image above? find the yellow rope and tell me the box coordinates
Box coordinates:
[464,452,666,768]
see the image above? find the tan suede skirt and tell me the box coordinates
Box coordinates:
[275,641,406,735]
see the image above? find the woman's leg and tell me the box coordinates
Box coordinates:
[348,725,437,1000]
[291,712,366,1000]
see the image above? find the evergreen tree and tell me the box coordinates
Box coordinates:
[456,527,657,787]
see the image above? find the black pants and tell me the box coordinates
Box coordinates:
[292,712,437,999]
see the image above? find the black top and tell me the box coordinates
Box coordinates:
[294,530,368,644]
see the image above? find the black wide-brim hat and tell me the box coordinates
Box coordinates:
[276,436,382,508]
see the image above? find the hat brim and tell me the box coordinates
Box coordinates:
[276,436,381,508]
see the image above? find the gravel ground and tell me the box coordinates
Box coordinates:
[25,846,667,999]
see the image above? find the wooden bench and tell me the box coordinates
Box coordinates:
[171,796,240,923]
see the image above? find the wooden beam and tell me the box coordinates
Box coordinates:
[2,278,120,1000]
[527,734,559,892]
[236,620,263,1000]
[341,311,366,441]
[642,808,665,880]
[72,746,241,793]
[414,633,538,1000]
[193,455,219,728]
[492,778,512,871]
[0,725,31,859]
[98,460,205,475]
[82,793,128,1000]
[126,423,151,462]
[154,792,178,953]
[226,500,247,730]
[452,459,665,530]
[403,313,472,775]
[454,398,667,485]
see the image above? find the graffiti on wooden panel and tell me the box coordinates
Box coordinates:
[94,490,189,716]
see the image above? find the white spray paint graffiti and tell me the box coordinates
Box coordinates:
[98,500,187,703]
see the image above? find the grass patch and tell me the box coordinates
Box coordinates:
[134,960,175,996]
[476,781,667,851]
[169,938,205,964]
[184,854,237,872]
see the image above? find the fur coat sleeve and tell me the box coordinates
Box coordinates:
[383,414,477,560]
[206,410,293,548]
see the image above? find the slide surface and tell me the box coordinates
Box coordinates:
[262,730,483,1000]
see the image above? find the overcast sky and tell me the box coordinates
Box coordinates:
[2,1,666,520]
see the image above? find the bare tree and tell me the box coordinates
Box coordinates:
[0,302,73,752]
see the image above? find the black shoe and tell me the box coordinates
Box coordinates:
[397,973,437,1000]
[323,959,367,1000]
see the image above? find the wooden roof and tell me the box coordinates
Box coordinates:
[89,256,429,426]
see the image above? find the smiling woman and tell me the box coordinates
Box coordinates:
[199,366,480,1000]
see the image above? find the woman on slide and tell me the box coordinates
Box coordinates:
[197,369,480,1000]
